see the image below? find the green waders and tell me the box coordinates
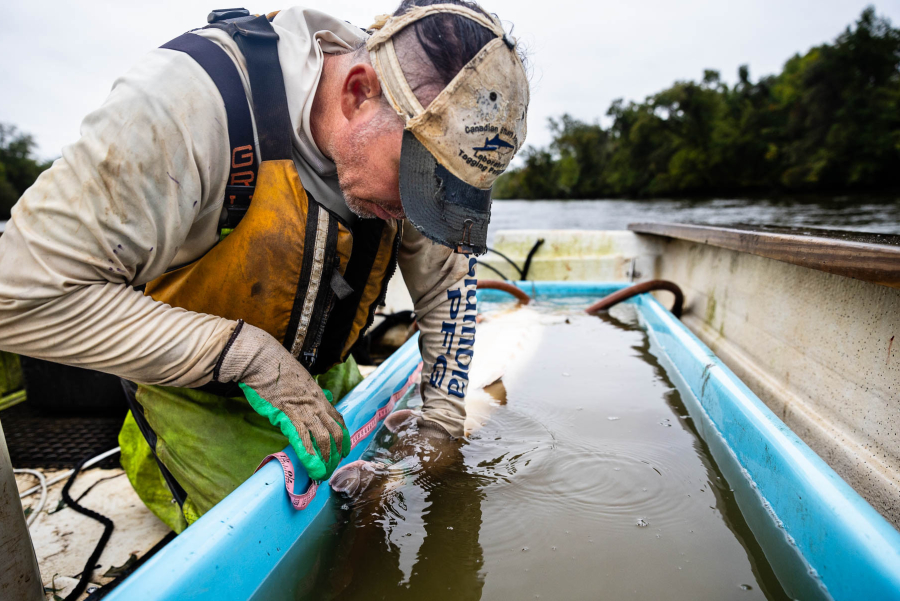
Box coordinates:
[119,357,364,533]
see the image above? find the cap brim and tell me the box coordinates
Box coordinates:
[399,131,491,255]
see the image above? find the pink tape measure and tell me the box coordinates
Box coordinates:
[255,362,423,509]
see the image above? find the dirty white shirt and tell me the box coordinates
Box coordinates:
[0,7,474,436]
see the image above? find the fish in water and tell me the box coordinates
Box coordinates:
[330,304,548,498]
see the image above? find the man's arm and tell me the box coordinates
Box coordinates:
[397,223,477,438]
[0,47,236,387]
[0,45,350,476]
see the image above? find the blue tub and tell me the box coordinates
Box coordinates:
[104,282,900,601]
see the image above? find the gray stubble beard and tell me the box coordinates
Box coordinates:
[331,106,404,220]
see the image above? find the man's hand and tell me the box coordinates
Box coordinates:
[215,322,350,480]
[330,409,456,498]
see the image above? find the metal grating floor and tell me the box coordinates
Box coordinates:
[1,402,123,469]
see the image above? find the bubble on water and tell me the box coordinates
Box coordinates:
[635,518,649,527]
[562,372,570,377]
[614,468,621,471]
[656,534,660,538]
[340,504,349,510]
[607,416,620,421]
[659,419,672,427]
[739,584,753,591]
[551,546,557,551]
[522,547,529,552]
[447,526,454,530]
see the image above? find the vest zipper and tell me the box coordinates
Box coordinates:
[300,213,341,371]
[302,290,335,369]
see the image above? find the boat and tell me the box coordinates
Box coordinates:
[478,223,900,529]
[4,222,900,599]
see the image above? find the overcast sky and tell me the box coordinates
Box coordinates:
[2,0,898,160]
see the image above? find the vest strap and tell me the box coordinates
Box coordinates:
[208,15,294,162]
[161,33,257,230]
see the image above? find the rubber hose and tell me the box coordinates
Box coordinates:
[477,280,532,304]
[62,455,116,601]
[585,280,684,318]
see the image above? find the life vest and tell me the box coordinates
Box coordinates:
[148,16,402,374]
[120,13,399,531]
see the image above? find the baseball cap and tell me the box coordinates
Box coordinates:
[367,3,529,254]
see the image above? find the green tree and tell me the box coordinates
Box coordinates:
[492,146,562,199]
[494,7,900,200]
[774,7,900,189]
[547,115,611,198]
[0,124,53,220]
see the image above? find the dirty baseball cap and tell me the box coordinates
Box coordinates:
[367,4,529,254]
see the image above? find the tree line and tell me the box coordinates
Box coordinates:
[2,7,897,215]
[0,125,52,220]
[494,7,900,200]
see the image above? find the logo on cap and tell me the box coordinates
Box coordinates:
[473,134,515,153]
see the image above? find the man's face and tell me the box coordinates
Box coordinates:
[331,107,406,221]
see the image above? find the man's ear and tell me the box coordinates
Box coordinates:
[340,62,383,122]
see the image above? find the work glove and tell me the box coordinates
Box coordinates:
[215,321,350,480]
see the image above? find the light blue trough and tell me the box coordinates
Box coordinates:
[104,282,900,601]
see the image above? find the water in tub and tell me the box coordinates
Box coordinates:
[306,298,809,600]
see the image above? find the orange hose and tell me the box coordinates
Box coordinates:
[585,280,683,318]
[477,280,531,304]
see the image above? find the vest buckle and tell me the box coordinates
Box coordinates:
[207,8,251,24]
[231,15,280,41]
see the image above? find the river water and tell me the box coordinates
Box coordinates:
[2,197,896,242]
[304,299,824,601]
[487,197,900,243]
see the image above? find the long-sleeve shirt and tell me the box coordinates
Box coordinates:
[0,6,474,437]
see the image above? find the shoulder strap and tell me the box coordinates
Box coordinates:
[161,32,257,229]
[207,14,294,162]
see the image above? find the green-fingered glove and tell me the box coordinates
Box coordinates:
[215,322,351,480]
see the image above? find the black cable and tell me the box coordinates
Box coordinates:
[477,261,512,281]
[85,531,178,600]
[484,247,524,280]
[520,238,545,281]
[62,453,117,601]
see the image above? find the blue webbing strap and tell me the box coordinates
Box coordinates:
[207,15,294,162]
[161,32,257,229]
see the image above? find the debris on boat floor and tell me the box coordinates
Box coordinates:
[15,467,171,600]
